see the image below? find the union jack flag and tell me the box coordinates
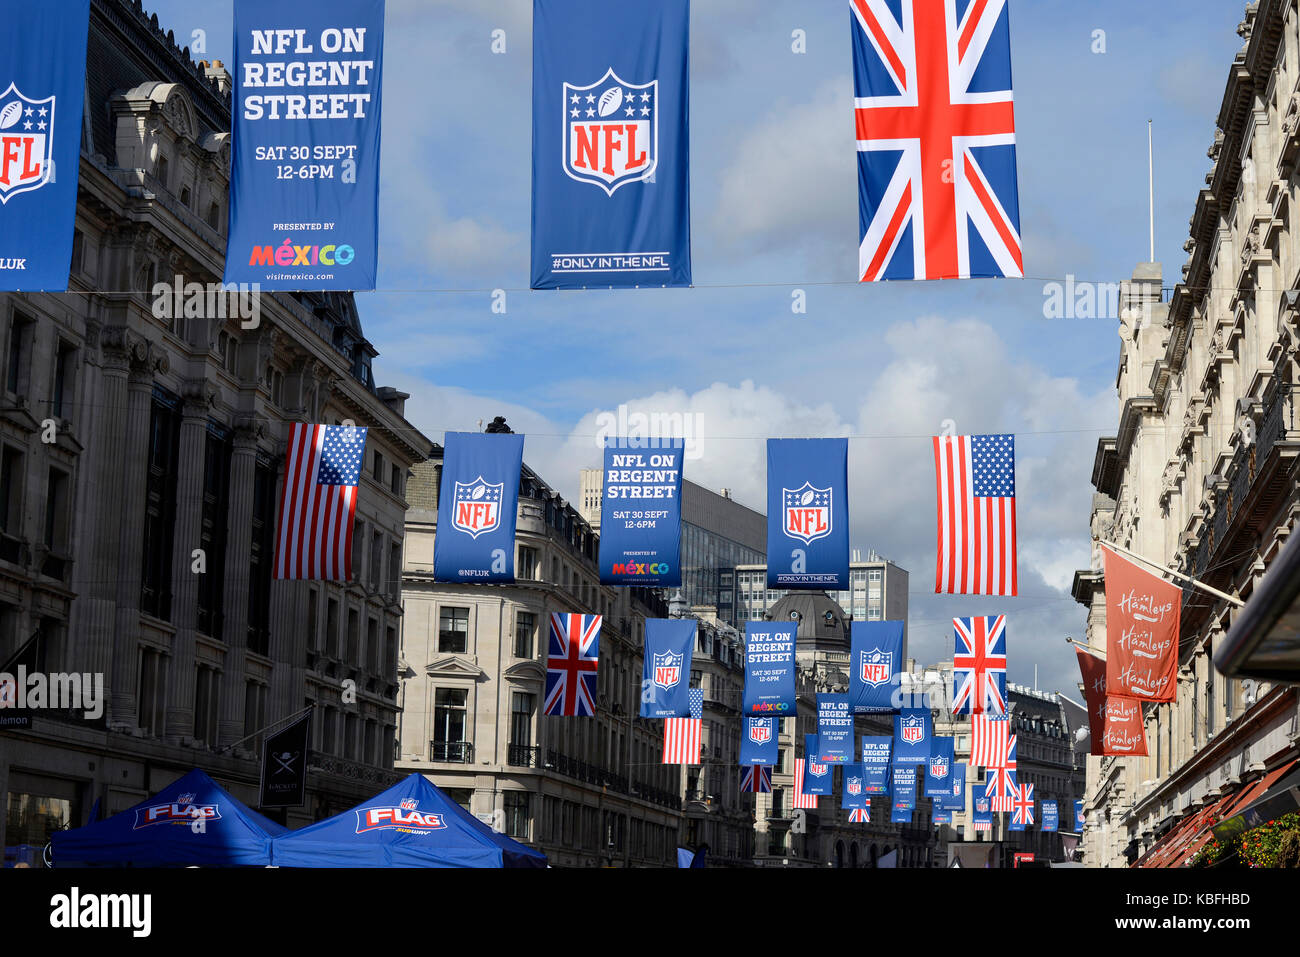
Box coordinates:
[662,688,703,764]
[969,713,1009,767]
[952,615,1008,714]
[984,734,1018,812]
[934,435,1017,595]
[740,765,772,793]
[544,613,601,717]
[848,807,870,823]
[793,758,819,809]
[1012,781,1035,827]
[853,0,1022,281]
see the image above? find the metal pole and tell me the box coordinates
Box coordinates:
[1099,541,1244,607]
[1148,120,1155,262]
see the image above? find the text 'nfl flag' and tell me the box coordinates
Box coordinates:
[275,424,367,580]
[531,0,691,289]
[802,733,833,796]
[662,688,703,764]
[0,0,89,292]
[1103,546,1180,703]
[641,619,695,718]
[934,433,1017,595]
[545,614,601,717]
[742,621,797,716]
[849,620,903,712]
[853,0,1023,281]
[767,438,850,589]
[226,0,385,290]
[815,694,853,763]
[433,432,525,583]
[599,439,683,586]
[740,717,778,766]
[952,615,1008,715]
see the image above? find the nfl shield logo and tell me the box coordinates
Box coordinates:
[652,650,682,691]
[0,85,55,204]
[860,648,893,687]
[177,793,196,805]
[976,798,990,813]
[451,476,504,539]
[901,714,925,744]
[748,722,772,744]
[400,798,417,811]
[563,67,657,196]
[809,761,828,777]
[782,483,832,545]
[930,756,949,779]
[847,778,862,796]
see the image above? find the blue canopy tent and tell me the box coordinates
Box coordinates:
[270,773,546,868]
[50,769,286,867]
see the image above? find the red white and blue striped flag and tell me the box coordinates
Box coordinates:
[275,423,367,581]
[544,613,601,717]
[848,807,870,823]
[662,688,703,764]
[1012,781,1035,827]
[933,434,1017,595]
[741,765,772,793]
[952,615,1008,715]
[793,758,819,809]
[969,713,1009,768]
[985,733,1018,812]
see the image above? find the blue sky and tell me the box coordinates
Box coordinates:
[147,0,1246,694]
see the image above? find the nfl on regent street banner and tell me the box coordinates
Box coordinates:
[531,0,691,289]
[766,439,850,589]
[1103,546,1180,703]
[1042,802,1059,832]
[893,707,932,766]
[742,621,797,716]
[433,432,525,583]
[849,620,903,713]
[891,763,917,810]
[1074,800,1085,832]
[860,736,891,792]
[226,0,385,290]
[740,717,778,766]
[640,618,694,718]
[599,439,683,586]
[924,736,955,797]
[0,1,89,292]
[815,694,852,764]
[891,803,913,824]
[840,763,868,810]
[803,733,832,796]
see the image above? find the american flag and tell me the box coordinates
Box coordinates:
[1012,781,1035,827]
[984,734,1018,812]
[933,434,1017,595]
[740,765,772,793]
[662,688,703,764]
[969,713,1009,768]
[274,423,368,580]
[853,0,1023,281]
[793,758,819,809]
[544,613,601,717]
[952,615,1008,715]
[848,807,870,823]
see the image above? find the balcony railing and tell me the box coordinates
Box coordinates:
[429,741,474,763]
[541,748,681,811]
[508,744,541,767]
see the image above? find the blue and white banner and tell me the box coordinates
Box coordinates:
[739,717,777,766]
[815,694,852,764]
[840,763,868,809]
[891,803,913,824]
[226,0,385,289]
[941,762,967,812]
[531,0,691,289]
[432,432,524,583]
[860,736,892,793]
[893,708,932,766]
[1074,800,1085,833]
[972,796,992,830]
[599,439,683,586]
[742,621,796,717]
[1042,802,1059,833]
[803,733,832,795]
[640,618,694,718]
[933,808,951,825]
[766,439,849,589]
[0,1,89,292]
[891,763,917,810]
[849,620,903,713]
[924,736,955,797]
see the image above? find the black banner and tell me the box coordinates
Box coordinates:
[260,712,310,808]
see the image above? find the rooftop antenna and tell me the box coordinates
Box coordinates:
[1147,119,1155,262]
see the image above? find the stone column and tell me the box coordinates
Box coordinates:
[217,417,260,747]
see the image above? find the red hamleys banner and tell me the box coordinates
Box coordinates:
[1103,547,1179,703]
[1076,646,1148,757]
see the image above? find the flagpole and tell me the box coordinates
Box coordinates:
[1098,541,1245,607]
[219,703,315,755]
[1064,637,1101,656]
[1147,119,1155,262]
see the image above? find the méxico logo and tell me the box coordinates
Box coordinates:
[652,650,682,691]
[782,483,832,545]
[133,794,221,830]
[748,721,772,744]
[451,477,503,539]
[0,85,55,204]
[563,68,657,196]
[900,713,925,744]
[355,798,446,834]
[930,755,950,779]
[860,648,893,687]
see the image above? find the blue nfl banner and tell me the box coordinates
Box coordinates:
[840,764,868,810]
[891,803,913,824]
[1074,800,1085,833]
[226,0,385,290]
[766,439,850,589]
[802,733,832,796]
[933,808,951,825]
[942,762,967,812]
[0,1,89,291]
[742,621,796,716]
[815,694,852,764]
[640,619,694,718]
[599,439,683,586]
[531,0,691,289]
[1009,815,1025,832]
[891,763,917,810]
[973,796,993,830]
[860,736,891,793]
[432,433,524,583]
[1042,802,1059,833]
[739,717,778,766]
[893,708,932,766]
[924,737,956,797]
[849,620,903,712]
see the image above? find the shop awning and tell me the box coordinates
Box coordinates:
[1210,758,1300,847]
[1214,529,1300,680]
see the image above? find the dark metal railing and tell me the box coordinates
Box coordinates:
[507,744,541,767]
[429,741,474,763]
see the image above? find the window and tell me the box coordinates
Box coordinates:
[306,589,319,653]
[439,606,469,653]
[366,617,378,673]
[156,153,169,187]
[142,390,181,620]
[504,792,531,840]
[138,648,167,737]
[388,542,401,598]
[345,713,358,760]
[194,665,219,747]
[0,446,21,540]
[442,788,473,812]
[321,706,337,754]
[6,312,33,395]
[325,598,339,658]
[518,546,538,580]
[70,230,85,274]
[52,340,77,420]
[385,626,397,679]
[206,202,220,230]
[364,720,377,766]
[514,612,535,659]
[247,460,275,655]
[197,425,231,638]
[511,692,534,746]
[433,688,468,754]
[42,468,69,551]
[243,681,266,743]
[390,463,402,496]
[373,449,384,481]
[346,607,359,665]
[180,185,192,208]
[370,529,383,591]
[352,519,366,584]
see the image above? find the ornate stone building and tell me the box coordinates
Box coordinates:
[1,0,430,851]
[1073,0,1300,867]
